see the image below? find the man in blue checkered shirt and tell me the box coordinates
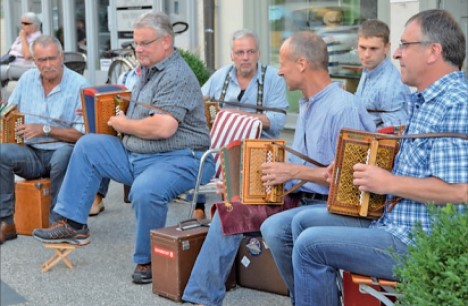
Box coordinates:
[274,9,467,306]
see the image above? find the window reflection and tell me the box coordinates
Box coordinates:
[269,0,378,111]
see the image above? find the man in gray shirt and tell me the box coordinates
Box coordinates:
[33,12,214,285]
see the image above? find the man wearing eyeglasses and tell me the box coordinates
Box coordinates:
[354,19,410,129]
[193,29,289,220]
[0,35,88,245]
[32,12,214,285]
[288,10,467,306]
[1,12,42,91]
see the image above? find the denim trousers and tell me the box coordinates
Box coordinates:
[262,203,408,306]
[183,211,243,306]
[0,143,74,222]
[53,134,214,264]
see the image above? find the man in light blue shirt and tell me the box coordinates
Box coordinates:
[0,36,87,244]
[202,29,288,139]
[183,32,375,306]
[355,20,410,128]
[194,29,289,220]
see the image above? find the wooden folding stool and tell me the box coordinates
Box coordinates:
[41,243,80,272]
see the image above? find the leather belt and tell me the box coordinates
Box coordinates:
[295,191,328,202]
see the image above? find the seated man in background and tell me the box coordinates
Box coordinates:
[0,35,87,244]
[193,29,289,220]
[1,12,42,87]
[277,10,467,306]
[32,12,214,285]
[354,19,410,128]
[182,31,375,306]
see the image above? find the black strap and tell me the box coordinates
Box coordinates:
[219,64,269,114]
[208,100,287,114]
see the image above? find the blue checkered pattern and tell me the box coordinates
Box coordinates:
[371,71,468,245]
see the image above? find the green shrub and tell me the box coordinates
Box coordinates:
[179,49,211,86]
[394,204,468,306]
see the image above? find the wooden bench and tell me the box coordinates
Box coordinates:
[41,243,80,272]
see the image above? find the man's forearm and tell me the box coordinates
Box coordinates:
[388,176,468,204]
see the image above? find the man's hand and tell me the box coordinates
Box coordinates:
[324,162,335,184]
[261,162,292,186]
[353,163,393,195]
[107,111,127,133]
[16,123,46,139]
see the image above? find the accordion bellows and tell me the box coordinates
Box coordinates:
[81,84,131,136]
[327,128,399,219]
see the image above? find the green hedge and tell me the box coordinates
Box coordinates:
[394,204,468,306]
[179,49,210,86]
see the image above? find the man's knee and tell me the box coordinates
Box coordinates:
[49,145,74,172]
[0,144,23,166]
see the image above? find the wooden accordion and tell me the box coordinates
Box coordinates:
[221,139,286,205]
[81,84,131,136]
[0,104,24,145]
[327,128,399,219]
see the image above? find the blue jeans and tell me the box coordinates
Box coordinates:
[0,143,74,222]
[183,211,243,306]
[260,200,327,303]
[292,205,408,306]
[53,134,214,264]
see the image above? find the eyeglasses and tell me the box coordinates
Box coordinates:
[398,41,432,49]
[131,37,162,49]
[21,21,32,26]
[34,55,60,64]
[233,49,257,57]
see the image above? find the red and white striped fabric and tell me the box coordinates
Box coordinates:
[210,110,263,178]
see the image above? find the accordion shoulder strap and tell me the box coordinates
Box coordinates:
[272,142,327,168]
[376,132,468,140]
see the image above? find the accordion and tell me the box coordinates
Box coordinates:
[204,100,219,130]
[0,104,24,145]
[327,128,399,219]
[81,85,132,136]
[221,139,286,205]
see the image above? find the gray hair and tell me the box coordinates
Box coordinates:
[407,9,466,69]
[285,32,328,71]
[23,12,41,31]
[231,29,259,51]
[31,35,63,57]
[133,12,174,47]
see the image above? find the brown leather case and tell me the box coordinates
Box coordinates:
[151,221,235,302]
[236,235,289,296]
[14,178,50,235]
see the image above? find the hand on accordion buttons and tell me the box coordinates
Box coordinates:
[324,162,335,184]
[352,163,392,195]
[15,123,43,139]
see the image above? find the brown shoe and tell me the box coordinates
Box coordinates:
[192,208,206,221]
[89,194,105,216]
[0,222,17,244]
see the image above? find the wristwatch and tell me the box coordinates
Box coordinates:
[42,124,51,137]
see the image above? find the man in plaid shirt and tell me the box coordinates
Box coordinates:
[262,9,467,306]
